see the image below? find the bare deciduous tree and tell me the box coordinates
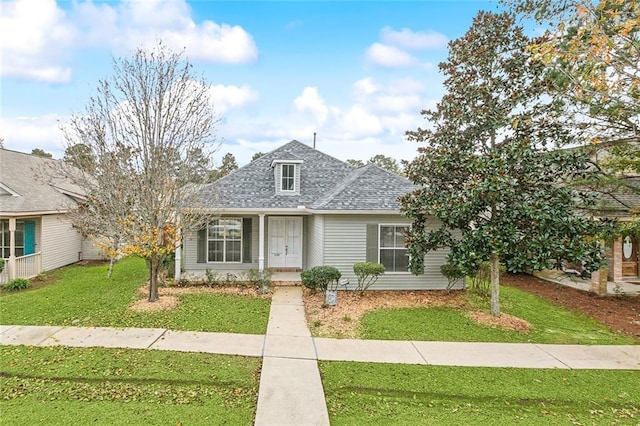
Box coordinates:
[61,43,219,302]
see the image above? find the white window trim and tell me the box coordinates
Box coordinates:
[207,218,243,263]
[280,164,297,193]
[378,223,410,274]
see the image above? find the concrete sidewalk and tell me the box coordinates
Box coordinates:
[2,324,639,370]
[254,286,330,426]
[2,286,640,425]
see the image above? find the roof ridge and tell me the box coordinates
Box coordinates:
[311,166,370,209]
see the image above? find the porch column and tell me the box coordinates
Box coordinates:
[258,213,265,271]
[8,217,16,280]
[611,237,623,282]
[589,239,608,295]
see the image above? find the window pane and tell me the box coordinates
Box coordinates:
[226,220,242,240]
[209,220,224,239]
[208,241,224,262]
[395,226,408,247]
[394,249,409,272]
[226,241,241,262]
[14,222,24,247]
[380,226,394,247]
[380,249,394,270]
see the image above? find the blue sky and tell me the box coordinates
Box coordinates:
[0,0,501,167]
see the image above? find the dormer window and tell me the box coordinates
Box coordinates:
[281,164,296,192]
[272,159,303,195]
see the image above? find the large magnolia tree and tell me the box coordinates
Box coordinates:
[62,43,219,302]
[401,11,609,316]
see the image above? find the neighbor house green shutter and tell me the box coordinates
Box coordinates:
[23,221,36,255]
[366,224,378,263]
[197,228,207,263]
[242,218,252,263]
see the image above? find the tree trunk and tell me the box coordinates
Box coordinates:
[490,253,501,317]
[148,256,159,302]
[107,257,116,279]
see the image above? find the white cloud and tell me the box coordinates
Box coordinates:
[335,105,383,140]
[365,43,419,68]
[294,87,329,124]
[210,84,259,114]
[0,115,66,158]
[0,0,258,83]
[0,0,75,82]
[364,26,446,70]
[354,77,379,96]
[380,26,448,50]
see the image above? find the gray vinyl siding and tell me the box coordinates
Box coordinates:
[40,214,82,271]
[306,215,324,268]
[81,238,105,260]
[183,215,259,278]
[323,214,450,290]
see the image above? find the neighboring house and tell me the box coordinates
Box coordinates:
[181,140,451,290]
[585,139,640,284]
[0,148,102,284]
[592,179,640,283]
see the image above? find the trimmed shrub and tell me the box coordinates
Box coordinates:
[440,263,465,292]
[0,258,4,273]
[5,278,31,292]
[301,266,342,293]
[353,262,385,295]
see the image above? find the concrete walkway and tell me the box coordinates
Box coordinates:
[2,286,640,424]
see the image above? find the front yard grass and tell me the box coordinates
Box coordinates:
[320,361,640,425]
[358,286,636,344]
[1,345,260,425]
[0,257,271,334]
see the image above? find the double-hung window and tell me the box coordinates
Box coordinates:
[281,164,296,192]
[379,224,409,272]
[207,218,242,263]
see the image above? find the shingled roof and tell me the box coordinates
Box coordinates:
[197,140,415,211]
[0,148,83,214]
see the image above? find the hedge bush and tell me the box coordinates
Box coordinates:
[301,266,341,293]
[353,262,385,294]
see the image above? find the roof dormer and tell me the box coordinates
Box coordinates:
[271,159,303,195]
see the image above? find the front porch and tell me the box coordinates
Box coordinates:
[270,271,303,286]
[1,216,41,284]
[0,252,42,284]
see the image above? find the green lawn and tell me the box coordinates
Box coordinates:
[0,257,271,334]
[1,345,260,425]
[358,286,636,344]
[320,362,640,425]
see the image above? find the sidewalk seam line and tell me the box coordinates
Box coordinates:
[147,329,169,349]
[534,344,573,370]
[37,325,67,346]
[410,341,429,365]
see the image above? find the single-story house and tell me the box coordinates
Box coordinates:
[0,148,103,284]
[180,140,451,289]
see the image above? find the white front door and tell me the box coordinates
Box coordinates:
[268,217,303,268]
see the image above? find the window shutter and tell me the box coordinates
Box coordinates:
[24,221,36,255]
[366,224,378,263]
[243,218,252,263]
[197,228,207,263]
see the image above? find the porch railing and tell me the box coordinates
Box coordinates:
[0,252,42,285]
